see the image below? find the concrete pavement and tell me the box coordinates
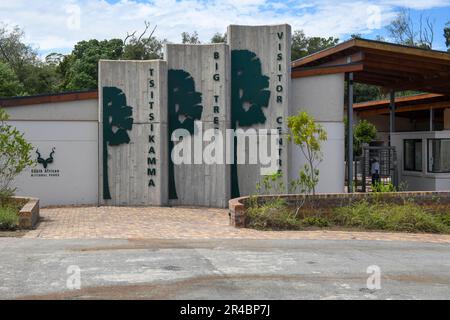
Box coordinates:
[1,238,449,300]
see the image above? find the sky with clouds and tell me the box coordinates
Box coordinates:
[0,0,449,57]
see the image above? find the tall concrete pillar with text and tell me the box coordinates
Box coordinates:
[228,24,292,198]
[165,44,231,207]
[99,60,168,206]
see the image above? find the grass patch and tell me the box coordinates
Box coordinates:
[246,199,450,234]
[0,206,19,231]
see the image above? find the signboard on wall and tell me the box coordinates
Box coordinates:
[165,44,231,208]
[228,24,292,198]
[99,60,168,206]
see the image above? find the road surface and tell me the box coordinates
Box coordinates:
[0,238,449,299]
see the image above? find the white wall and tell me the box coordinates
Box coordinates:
[391,131,450,191]
[290,73,345,193]
[4,99,99,206]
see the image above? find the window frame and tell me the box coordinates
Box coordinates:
[427,138,450,174]
[403,139,423,172]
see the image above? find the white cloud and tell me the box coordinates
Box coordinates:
[0,0,449,54]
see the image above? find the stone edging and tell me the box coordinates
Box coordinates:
[229,191,450,228]
[14,196,40,229]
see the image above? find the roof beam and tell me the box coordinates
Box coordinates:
[291,62,363,78]
[356,100,450,116]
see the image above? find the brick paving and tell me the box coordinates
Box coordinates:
[23,206,450,243]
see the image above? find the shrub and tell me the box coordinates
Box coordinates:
[300,217,330,228]
[334,201,448,234]
[0,109,34,202]
[0,206,19,230]
[245,198,449,234]
[246,199,300,230]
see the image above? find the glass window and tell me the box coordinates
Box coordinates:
[428,139,450,173]
[404,139,422,172]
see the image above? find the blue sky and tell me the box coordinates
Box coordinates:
[0,0,449,57]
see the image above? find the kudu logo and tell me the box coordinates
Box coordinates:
[36,148,55,169]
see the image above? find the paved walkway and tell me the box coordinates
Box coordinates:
[24,206,450,243]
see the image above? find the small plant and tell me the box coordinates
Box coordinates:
[287,111,327,196]
[372,182,396,193]
[255,172,286,195]
[0,109,34,204]
[0,206,19,230]
[334,201,448,234]
[300,217,330,228]
[246,198,299,230]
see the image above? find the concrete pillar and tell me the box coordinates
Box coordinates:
[347,73,354,193]
[444,108,450,130]
[99,60,168,206]
[389,90,395,146]
[164,44,231,208]
[227,24,291,197]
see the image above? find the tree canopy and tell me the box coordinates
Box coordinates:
[291,30,339,61]
[1,18,449,98]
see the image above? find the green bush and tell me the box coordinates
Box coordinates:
[300,217,330,228]
[245,198,449,234]
[334,201,448,234]
[246,199,300,230]
[0,206,19,230]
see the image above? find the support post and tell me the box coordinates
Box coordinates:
[347,73,354,193]
[429,108,434,131]
[389,90,395,146]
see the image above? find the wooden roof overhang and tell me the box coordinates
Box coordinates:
[291,38,450,95]
[353,93,450,116]
[0,90,98,107]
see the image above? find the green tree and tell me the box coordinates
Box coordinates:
[0,24,36,81]
[60,39,124,91]
[0,23,62,95]
[287,111,327,195]
[181,31,201,44]
[344,118,377,157]
[291,30,339,61]
[354,119,377,156]
[0,62,24,97]
[167,69,203,199]
[102,87,134,200]
[231,50,271,198]
[0,108,34,202]
[350,83,382,103]
[122,22,166,60]
[386,9,434,49]
[211,32,227,43]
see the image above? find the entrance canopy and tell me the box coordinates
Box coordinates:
[354,93,450,116]
[292,38,450,95]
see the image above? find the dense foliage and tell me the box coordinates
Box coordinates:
[0,17,449,98]
[246,198,450,234]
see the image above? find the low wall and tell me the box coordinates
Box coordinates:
[229,191,450,228]
[14,197,40,229]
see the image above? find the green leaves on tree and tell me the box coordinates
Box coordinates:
[287,111,327,195]
[0,109,34,202]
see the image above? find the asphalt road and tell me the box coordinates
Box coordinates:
[0,238,449,300]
